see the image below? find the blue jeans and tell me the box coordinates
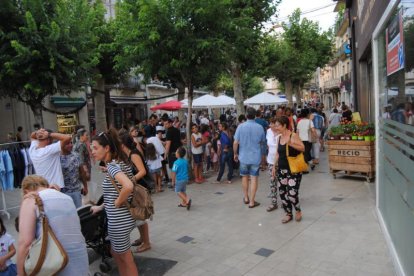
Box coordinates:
[64,191,82,209]
[217,151,233,181]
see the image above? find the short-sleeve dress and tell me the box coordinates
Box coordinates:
[104,161,136,253]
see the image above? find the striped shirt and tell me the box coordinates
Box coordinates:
[103,161,136,253]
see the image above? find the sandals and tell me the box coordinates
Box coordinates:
[186,199,192,210]
[248,201,260,208]
[266,205,278,212]
[178,203,187,207]
[295,211,302,222]
[282,214,293,223]
[243,197,249,204]
[131,238,142,247]
[135,244,151,253]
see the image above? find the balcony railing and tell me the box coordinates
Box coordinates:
[324,78,341,89]
[335,9,349,36]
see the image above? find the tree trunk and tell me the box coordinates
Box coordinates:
[285,79,293,108]
[293,84,301,106]
[30,103,44,127]
[94,78,108,132]
[176,82,185,122]
[230,62,244,115]
[186,83,194,180]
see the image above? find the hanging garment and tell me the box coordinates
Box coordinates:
[0,153,6,190]
[20,148,29,177]
[25,148,34,175]
[1,151,14,191]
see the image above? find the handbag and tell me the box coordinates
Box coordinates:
[286,142,308,174]
[24,194,68,276]
[308,120,317,143]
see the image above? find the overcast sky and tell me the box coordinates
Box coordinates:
[273,0,338,31]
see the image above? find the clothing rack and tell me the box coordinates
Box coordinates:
[0,140,31,147]
[0,140,31,219]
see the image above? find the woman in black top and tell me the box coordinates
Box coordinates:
[272,116,305,224]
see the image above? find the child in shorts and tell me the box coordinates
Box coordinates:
[171,147,192,210]
[146,143,163,193]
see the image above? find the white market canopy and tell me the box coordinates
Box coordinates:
[180,94,236,108]
[216,95,236,106]
[244,91,288,105]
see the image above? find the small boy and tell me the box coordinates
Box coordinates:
[171,147,192,210]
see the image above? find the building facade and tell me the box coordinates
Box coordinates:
[345,0,414,275]
[320,3,353,112]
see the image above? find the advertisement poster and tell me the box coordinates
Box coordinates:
[57,114,77,134]
[386,10,404,76]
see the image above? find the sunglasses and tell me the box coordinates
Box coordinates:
[98,132,116,150]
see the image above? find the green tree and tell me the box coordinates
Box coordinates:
[263,9,333,106]
[223,0,279,114]
[114,0,227,164]
[0,0,104,125]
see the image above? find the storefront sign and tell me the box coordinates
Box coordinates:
[336,150,361,157]
[386,10,404,76]
[57,114,77,134]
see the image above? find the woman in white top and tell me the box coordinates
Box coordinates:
[296,109,316,170]
[266,117,281,212]
[17,175,89,276]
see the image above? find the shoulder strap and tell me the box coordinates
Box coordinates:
[286,133,293,157]
[108,174,132,210]
[30,194,49,275]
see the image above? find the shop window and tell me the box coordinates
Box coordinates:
[377,2,414,125]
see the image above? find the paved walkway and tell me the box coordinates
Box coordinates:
[1,150,396,275]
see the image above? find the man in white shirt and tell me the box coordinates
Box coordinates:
[29,128,71,188]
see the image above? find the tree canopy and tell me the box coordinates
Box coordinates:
[262,9,333,105]
[0,0,105,123]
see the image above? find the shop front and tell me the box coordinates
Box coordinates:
[371,1,414,275]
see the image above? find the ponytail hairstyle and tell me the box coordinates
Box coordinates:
[118,131,138,153]
[92,128,128,163]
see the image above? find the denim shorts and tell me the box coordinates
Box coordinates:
[239,163,260,177]
[149,168,161,174]
[175,180,188,193]
[192,154,203,164]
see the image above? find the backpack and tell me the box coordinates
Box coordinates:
[109,170,154,221]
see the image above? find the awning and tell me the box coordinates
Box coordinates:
[110,96,147,105]
[50,96,86,107]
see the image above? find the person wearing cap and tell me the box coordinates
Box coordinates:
[29,128,71,188]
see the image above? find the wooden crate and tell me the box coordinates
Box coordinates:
[327,140,375,182]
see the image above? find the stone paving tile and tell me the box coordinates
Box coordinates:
[254,248,275,257]
[1,153,396,276]
[176,235,194,243]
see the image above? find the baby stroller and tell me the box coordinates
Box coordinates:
[77,196,112,273]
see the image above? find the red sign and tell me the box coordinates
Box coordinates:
[386,10,404,76]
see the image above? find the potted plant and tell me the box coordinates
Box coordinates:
[328,126,342,140]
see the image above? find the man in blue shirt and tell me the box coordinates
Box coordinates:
[234,107,266,208]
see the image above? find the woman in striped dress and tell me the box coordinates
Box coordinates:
[90,129,138,276]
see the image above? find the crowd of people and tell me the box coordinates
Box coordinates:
[4,101,356,276]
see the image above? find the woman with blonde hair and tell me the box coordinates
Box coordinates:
[17,175,88,276]
[90,129,138,275]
